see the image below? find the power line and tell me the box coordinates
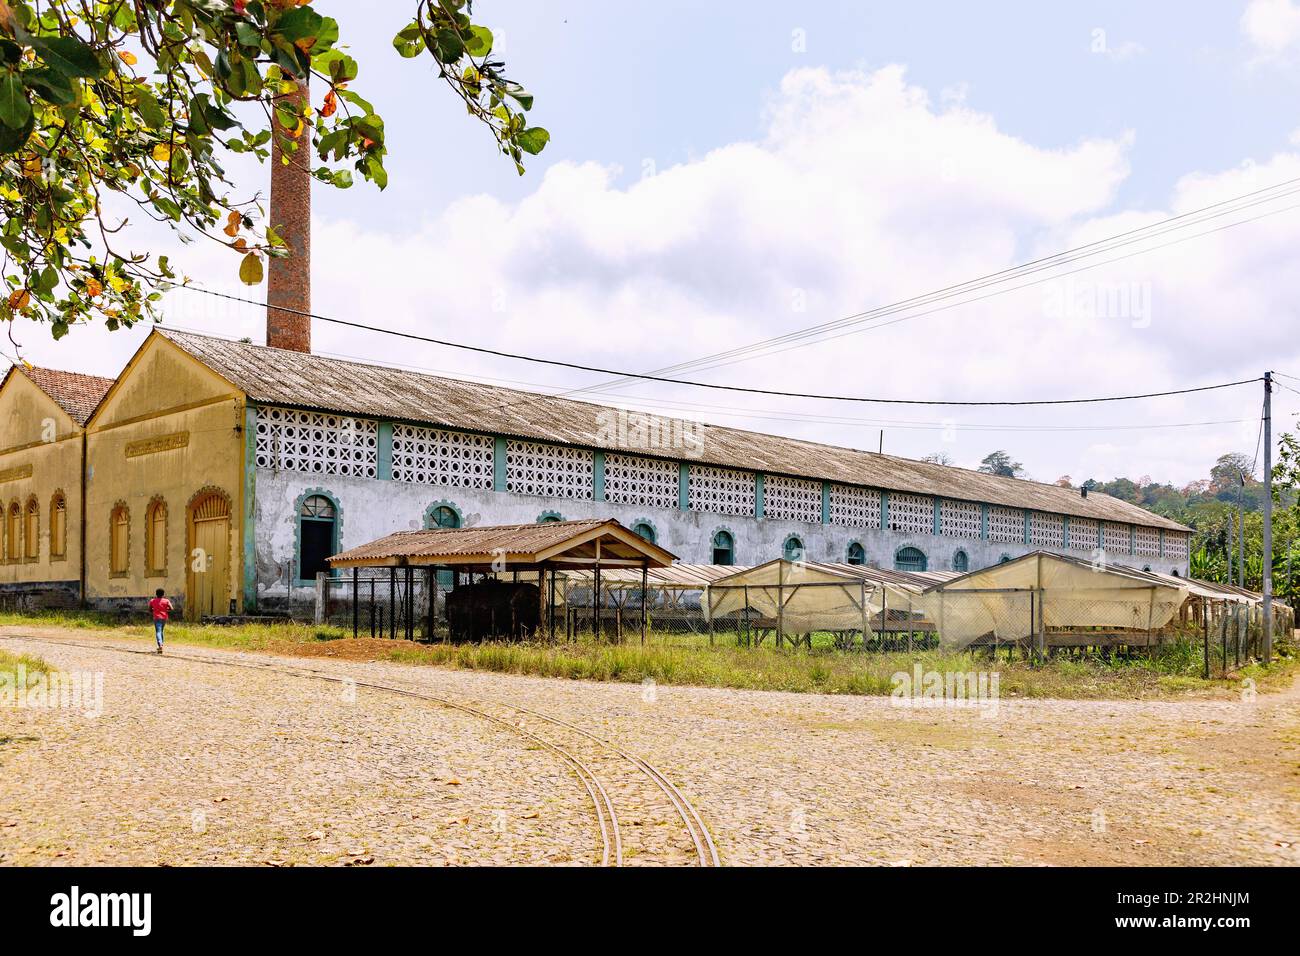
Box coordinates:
[161,286,1261,407]
[562,177,1300,399]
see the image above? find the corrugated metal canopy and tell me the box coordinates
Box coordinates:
[157,329,1189,533]
[560,563,745,589]
[328,518,677,570]
[709,558,959,593]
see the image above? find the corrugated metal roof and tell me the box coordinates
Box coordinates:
[328,518,676,567]
[7,365,115,426]
[158,329,1190,532]
[710,558,959,592]
[561,564,745,589]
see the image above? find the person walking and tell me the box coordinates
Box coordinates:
[149,587,173,654]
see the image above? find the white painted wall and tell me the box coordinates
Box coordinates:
[252,467,1189,602]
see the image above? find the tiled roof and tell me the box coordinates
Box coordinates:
[16,365,115,425]
[158,329,1191,533]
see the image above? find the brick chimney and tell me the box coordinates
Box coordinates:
[266,76,312,353]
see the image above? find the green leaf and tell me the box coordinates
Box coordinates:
[433,28,465,63]
[134,87,167,129]
[464,25,493,57]
[0,104,33,152]
[0,72,31,129]
[517,126,550,155]
[392,23,425,58]
[28,36,107,80]
[238,252,263,285]
[24,69,76,107]
[275,7,325,44]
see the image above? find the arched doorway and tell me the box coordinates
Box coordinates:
[187,490,231,621]
[894,546,927,572]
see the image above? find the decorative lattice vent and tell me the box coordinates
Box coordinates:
[987,505,1024,544]
[1102,522,1131,555]
[940,499,981,540]
[391,424,494,488]
[764,475,821,523]
[1134,525,1161,557]
[1030,512,1064,548]
[505,440,593,499]
[1164,531,1189,559]
[254,407,378,478]
[604,453,679,510]
[829,484,881,529]
[888,492,934,535]
[1067,517,1098,551]
[688,465,756,517]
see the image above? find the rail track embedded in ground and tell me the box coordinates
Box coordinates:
[1,633,719,867]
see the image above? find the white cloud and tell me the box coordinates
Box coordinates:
[12,65,1300,488]
[1241,0,1300,60]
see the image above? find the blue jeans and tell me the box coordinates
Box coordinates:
[154,619,165,647]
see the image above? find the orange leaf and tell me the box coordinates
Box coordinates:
[223,221,240,238]
[85,278,103,298]
[7,289,30,311]
[319,89,337,118]
[118,50,137,66]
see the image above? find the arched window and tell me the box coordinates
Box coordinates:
[537,511,563,523]
[49,492,66,560]
[24,497,38,561]
[297,494,338,583]
[999,554,1012,564]
[631,521,656,544]
[6,501,19,563]
[894,546,927,573]
[1171,568,1181,577]
[109,504,129,576]
[846,542,866,565]
[712,529,734,566]
[145,499,168,575]
[952,550,969,572]
[427,505,461,529]
[1142,564,1152,573]
[783,535,805,562]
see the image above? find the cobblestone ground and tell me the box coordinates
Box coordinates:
[3,628,1298,866]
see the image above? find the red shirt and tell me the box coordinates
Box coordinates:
[149,597,172,621]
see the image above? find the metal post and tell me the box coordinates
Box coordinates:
[426,567,435,642]
[369,579,375,638]
[640,563,648,646]
[314,571,326,625]
[743,584,751,647]
[1237,477,1246,590]
[1263,371,1274,662]
[593,564,602,642]
[776,561,785,648]
[1202,597,1209,680]
[389,566,396,640]
[548,566,557,643]
[351,566,358,638]
[860,579,868,652]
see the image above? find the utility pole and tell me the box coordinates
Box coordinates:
[1263,371,1273,663]
[1237,469,1246,590]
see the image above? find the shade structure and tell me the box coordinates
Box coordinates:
[328,518,677,571]
[916,551,1189,648]
[706,559,958,633]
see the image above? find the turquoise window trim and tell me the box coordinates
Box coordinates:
[493,436,507,491]
[880,491,890,531]
[1158,528,1165,557]
[846,540,866,564]
[894,545,927,572]
[782,534,805,561]
[980,503,989,540]
[678,463,689,511]
[592,451,605,502]
[376,422,394,480]
[755,474,765,519]
[952,549,969,572]
[1129,526,1136,555]
[933,498,942,536]
[1062,515,1071,549]
[1023,511,1031,546]
[710,525,735,565]
[537,510,564,523]
[293,488,342,587]
[424,500,464,529]
[821,481,831,524]
[630,518,659,544]
[241,403,257,612]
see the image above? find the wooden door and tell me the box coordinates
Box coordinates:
[187,493,230,621]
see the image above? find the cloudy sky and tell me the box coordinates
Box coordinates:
[11,0,1300,487]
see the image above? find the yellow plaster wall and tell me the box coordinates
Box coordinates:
[0,372,84,584]
[85,336,245,609]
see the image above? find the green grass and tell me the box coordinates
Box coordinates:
[2,609,1297,700]
[0,647,53,685]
